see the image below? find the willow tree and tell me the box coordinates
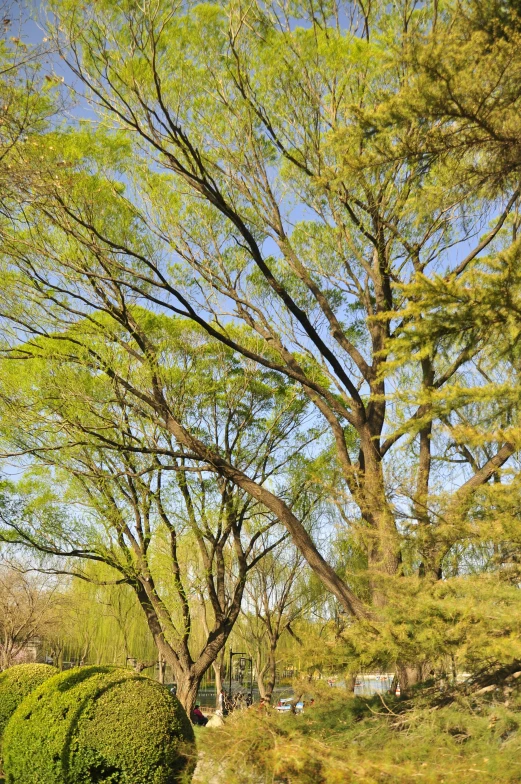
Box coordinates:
[0,313,318,710]
[241,543,312,702]
[1,0,520,644]
[0,1,58,220]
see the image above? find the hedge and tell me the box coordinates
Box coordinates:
[0,663,58,746]
[3,666,195,784]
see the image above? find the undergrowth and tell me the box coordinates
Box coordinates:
[195,678,521,783]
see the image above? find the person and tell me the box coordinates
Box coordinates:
[219,688,229,716]
[191,705,208,726]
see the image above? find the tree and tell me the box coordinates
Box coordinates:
[0,1,58,221]
[44,567,158,669]
[0,561,61,670]
[241,542,312,703]
[0,0,520,672]
[359,0,521,598]
[0,315,313,711]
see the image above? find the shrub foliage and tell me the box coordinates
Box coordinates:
[3,666,195,784]
[0,663,58,746]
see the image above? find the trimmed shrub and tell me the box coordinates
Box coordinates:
[3,666,195,784]
[0,663,58,746]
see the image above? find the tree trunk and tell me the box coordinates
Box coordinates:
[158,653,165,684]
[263,644,277,703]
[132,578,245,716]
[355,435,402,580]
[0,646,11,671]
[256,658,269,701]
[396,663,423,694]
[175,673,201,717]
[345,672,357,693]
[359,457,402,609]
[212,650,225,708]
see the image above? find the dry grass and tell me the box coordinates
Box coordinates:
[194,680,521,784]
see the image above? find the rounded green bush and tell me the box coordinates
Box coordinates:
[0,663,58,745]
[3,666,195,784]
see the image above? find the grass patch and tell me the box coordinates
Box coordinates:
[195,680,521,783]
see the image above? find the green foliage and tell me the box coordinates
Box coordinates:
[0,307,317,703]
[342,575,521,675]
[383,238,521,450]
[3,666,195,784]
[0,664,58,748]
[285,574,521,683]
[48,562,158,668]
[2,0,521,702]
[0,6,59,224]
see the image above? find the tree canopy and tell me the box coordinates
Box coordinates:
[0,0,521,698]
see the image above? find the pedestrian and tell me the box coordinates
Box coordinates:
[219,688,228,716]
[191,705,208,726]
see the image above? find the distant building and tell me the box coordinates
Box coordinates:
[11,637,44,665]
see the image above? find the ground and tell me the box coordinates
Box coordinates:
[3,671,521,783]
[191,672,521,784]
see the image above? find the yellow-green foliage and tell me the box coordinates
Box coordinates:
[197,684,521,784]
[289,575,521,680]
[3,666,195,784]
[0,664,58,748]
[341,574,521,674]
